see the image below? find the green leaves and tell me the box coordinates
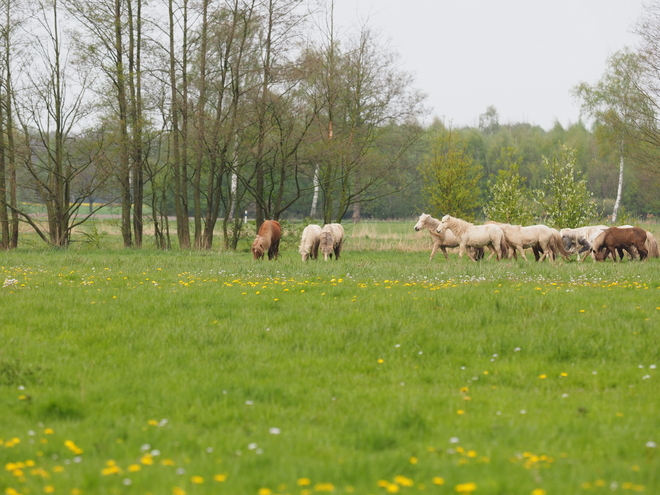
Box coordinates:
[534,145,599,228]
[418,126,483,221]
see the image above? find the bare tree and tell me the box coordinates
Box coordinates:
[15,0,109,247]
[64,0,151,247]
[0,0,22,248]
[310,17,426,223]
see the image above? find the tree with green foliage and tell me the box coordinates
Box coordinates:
[534,145,599,228]
[574,50,649,223]
[418,125,482,221]
[483,148,534,225]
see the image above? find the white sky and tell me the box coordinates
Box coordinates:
[332,0,647,130]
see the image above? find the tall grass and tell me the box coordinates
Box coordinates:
[1,229,659,494]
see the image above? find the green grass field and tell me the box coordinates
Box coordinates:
[1,223,659,495]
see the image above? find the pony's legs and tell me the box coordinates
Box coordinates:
[430,242,439,261]
[440,246,449,260]
[458,242,467,259]
[486,245,497,261]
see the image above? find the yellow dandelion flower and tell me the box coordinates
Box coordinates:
[297,478,311,486]
[377,359,384,364]
[140,454,153,465]
[190,476,204,484]
[71,489,82,495]
[456,409,465,415]
[128,464,141,472]
[531,490,546,495]
[172,488,186,495]
[257,488,272,495]
[313,483,335,492]
[455,482,477,493]
[409,456,418,464]
[44,486,55,494]
[539,374,547,379]
[394,475,414,487]
[386,483,400,493]
[148,419,159,426]
[52,466,64,473]
[64,440,83,455]
[161,459,176,466]
[432,477,445,485]
[101,465,121,476]
[466,450,477,458]
[214,474,227,482]
[560,372,568,377]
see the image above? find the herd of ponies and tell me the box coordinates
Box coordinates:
[251,220,345,261]
[250,214,659,262]
[414,213,659,262]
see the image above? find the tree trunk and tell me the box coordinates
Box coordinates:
[612,140,624,223]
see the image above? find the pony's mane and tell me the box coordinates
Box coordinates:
[443,215,473,236]
[420,214,440,230]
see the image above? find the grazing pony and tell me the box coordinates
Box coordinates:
[414,213,483,261]
[560,225,608,261]
[646,231,660,258]
[251,220,281,260]
[437,215,508,261]
[319,223,345,261]
[299,224,322,261]
[591,227,648,262]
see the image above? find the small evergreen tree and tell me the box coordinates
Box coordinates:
[418,126,483,221]
[534,145,599,228]
[483,148,534,225]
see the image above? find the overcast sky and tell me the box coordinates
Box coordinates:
[331,0,648,130]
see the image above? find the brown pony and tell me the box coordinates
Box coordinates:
[251,220,281,260]
[591,227,648,262]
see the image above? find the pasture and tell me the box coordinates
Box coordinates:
[1,222,659,495]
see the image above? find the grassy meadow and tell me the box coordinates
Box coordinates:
[1,220,660,495]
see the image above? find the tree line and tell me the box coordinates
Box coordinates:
[1,0,660,250]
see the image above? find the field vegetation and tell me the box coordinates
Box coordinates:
[1,221,659,495]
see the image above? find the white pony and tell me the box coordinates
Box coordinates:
[299,224,322,261]
[436,215,507,261]
[319,223,345,261]
[414,213,484,261]
[646,231,660,258]
[489,222,572,262]
[560,225,608,261]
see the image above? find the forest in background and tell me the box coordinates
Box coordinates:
[1,0,660,250]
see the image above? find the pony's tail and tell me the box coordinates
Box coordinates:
[500,237,510,260]
[646,231,660,258]
[551,231,573,260]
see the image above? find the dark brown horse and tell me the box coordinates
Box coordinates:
[591,227,648,262]
[252,220,281,260]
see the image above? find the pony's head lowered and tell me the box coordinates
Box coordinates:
[251,237,267,259]
[319,232,334,260]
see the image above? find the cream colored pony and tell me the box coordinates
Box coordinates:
[319,223,345,261]
[646,231,659,258]
[299,224,322,261]
[437,215,507,261]
[560,225,608,261]
[489,222,571,262]
[414,213,468,261]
